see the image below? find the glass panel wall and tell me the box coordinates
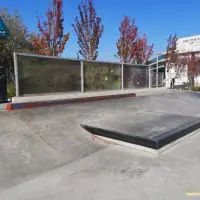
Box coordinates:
[15,54,151,96]
[84,61,121,91]
[17,55,81,96]
[124,65,149,89]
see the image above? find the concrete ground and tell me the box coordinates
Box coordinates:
[1,89,200,199]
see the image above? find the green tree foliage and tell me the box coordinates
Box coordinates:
[0,8,33,82]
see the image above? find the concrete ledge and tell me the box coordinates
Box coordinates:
[12,90,135,103]
[81,118,200,153]
[6,92,136,111]
[7,88,169,111]
[93,135,159,154]
[92,127,200,154]
[11,88,167,103]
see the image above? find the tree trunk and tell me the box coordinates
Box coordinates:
[191,77,194,87]
[188,75,195,89]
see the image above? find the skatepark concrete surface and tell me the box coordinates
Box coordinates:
[1,89,200,199]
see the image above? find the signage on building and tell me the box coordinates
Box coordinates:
[177,35,200,53]
[0,17,10,39]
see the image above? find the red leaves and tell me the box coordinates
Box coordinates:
[188,54,200,78]
[136,34,154,64]
[116,16,138,63]
[166,34,200,86]
[166,34,178,70]
[31,0,70,56]
[166,34,200,78]
[72,0,104,60]
[116,16,153,64]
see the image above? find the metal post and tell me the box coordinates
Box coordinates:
[13,52,19,97]
[149,66,151,88]
[156,54,158,88]
[80,60,84,93]
[121,63,124,90]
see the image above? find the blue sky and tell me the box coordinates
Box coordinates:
[2,0,200,61]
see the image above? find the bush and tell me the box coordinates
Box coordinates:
[7,83,15,98]
[191,86,200,92]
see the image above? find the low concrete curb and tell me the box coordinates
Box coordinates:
[6,93,136,111]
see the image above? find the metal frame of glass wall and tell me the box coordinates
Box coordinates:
[148,53,166,88]
[13,52,150,97]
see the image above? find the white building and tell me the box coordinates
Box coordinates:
[149,35,200,89]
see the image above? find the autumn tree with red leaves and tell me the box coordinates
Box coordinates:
[31,0,70,56]
[166,34,179,70]
[166,34,190,81]
[116,16,153,64]
[116,16,138,63]
[166,34,200,87]
[136,34,153,64]
[72,0,104,60]
[187,54,200,86]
